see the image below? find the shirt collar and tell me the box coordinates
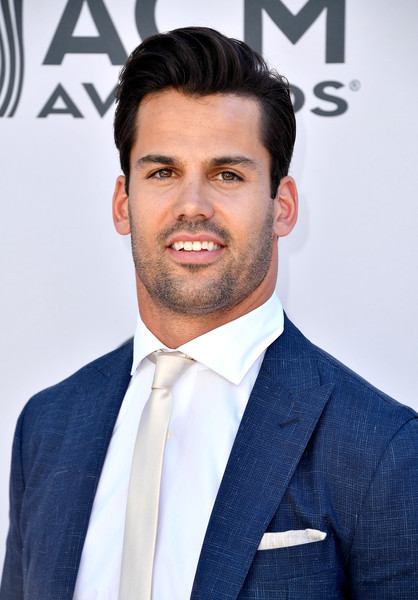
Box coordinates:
[131,293,284,385]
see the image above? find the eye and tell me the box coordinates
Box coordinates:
[213,171,242,182]
[150,168,175,179]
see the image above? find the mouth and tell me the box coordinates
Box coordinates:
[166,234,225,263]
[170,240,222,252]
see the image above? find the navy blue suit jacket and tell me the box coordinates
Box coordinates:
[1,317,417,599]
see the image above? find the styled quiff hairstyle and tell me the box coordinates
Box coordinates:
[114,27,296,198]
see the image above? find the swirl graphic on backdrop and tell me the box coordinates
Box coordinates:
[0,0,24,117]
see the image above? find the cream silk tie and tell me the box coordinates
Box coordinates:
[119,350,194,600]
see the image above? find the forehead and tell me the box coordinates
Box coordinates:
[132,89,265,157]
[138,88,261,123]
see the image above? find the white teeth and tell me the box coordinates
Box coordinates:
[172,241,184,251]
[171,240,221,252]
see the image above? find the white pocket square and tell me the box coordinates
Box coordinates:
[258,528,327,550]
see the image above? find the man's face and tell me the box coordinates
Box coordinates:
[113,89,296,319]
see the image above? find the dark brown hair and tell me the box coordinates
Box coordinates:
[114,27,296,198]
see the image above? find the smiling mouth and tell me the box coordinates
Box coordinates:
[170,241,222,252]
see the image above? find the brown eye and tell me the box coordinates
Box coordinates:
[213,171,241,182]
[221,171,236,180]
[156,169,174,178]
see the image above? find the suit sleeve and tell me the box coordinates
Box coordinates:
[348,416,418,599]
[0,411,26,599]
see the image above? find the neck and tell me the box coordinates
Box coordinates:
[136,280,275,348]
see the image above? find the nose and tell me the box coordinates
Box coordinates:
[172,178,214,221]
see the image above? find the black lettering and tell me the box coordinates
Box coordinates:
[38,84,83,118]
[290,84,305,113]
[244,0,345,63]
[44,0,127,65]
[83,83,116,116]
[135,0,158,41]
[311,81,348,116]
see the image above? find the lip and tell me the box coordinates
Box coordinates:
[166,246,225,264]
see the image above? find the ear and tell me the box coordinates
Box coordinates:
[273,176,298,238]
[112,175,131,235]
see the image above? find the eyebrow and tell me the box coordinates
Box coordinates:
[134,154,177,169]
[134,154,259,171]
[207,155,259,171]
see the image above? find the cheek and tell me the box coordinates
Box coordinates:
[130,185,173,219]
[236,203,274,237]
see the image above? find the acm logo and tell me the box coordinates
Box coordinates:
[0,0,347,118]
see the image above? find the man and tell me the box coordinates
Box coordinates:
[1,26,417,600]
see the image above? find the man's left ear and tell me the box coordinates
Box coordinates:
[273,176,298,238]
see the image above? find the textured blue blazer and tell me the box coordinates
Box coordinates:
[1,317,417,599]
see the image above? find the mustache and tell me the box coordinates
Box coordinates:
[157,220,232,245]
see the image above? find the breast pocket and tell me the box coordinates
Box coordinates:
[238,534,347,599]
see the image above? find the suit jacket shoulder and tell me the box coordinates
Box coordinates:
[21,339,133,424]
[266,316,415,429]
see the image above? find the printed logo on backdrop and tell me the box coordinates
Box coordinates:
[0,0,358,118]
[0,0,24,117]
[246,0,353,116]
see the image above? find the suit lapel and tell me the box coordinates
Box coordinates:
[191,318,333,600]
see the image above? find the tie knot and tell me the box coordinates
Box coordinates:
[151,351,194,390]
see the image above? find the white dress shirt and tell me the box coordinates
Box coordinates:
[73,294,284,600]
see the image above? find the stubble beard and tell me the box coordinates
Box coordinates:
[130,209,275,317]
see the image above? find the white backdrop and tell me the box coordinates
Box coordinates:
[1,0,417,568]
